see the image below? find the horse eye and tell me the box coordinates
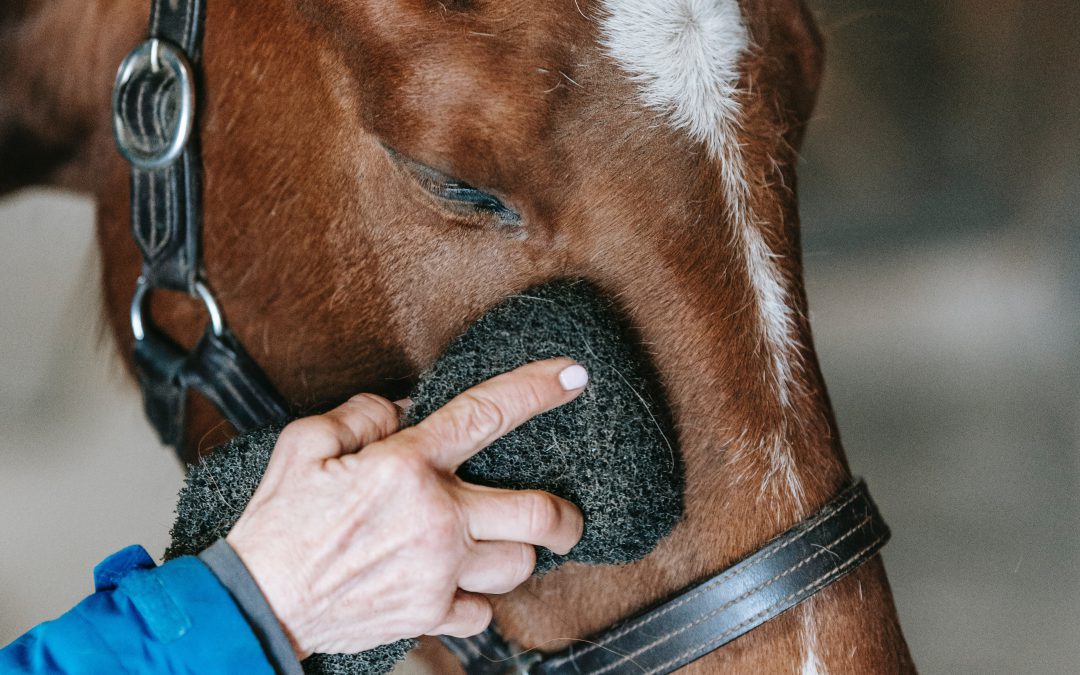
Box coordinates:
[388,148,522,227]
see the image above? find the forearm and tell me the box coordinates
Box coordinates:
[0,544,295,674]
[199,539,304,673]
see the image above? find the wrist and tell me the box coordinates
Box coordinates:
[225,532,313,660]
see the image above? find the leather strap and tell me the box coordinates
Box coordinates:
[132,322,289,449]
[444,480,888,675]
[122,0,205,292]
[114,0,288,453]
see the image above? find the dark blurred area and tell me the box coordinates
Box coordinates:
[800,0,1079,672]
[1,1,1076,672]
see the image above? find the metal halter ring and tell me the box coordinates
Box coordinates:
[112,38,195,171]
[131,278,226,341]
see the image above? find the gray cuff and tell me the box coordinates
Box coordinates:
[199,538,304,675]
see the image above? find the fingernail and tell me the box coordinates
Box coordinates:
[394,398,413,412]
[558,364,589,391]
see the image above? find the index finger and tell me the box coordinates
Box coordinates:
[402,358,589,471]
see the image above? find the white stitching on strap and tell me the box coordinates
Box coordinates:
[181,0,194,51]
[166,166,175,260]
[588,511,874,675]
[545,486,862,666]
[135,78,149,146]
[148,169,159,255]
[646,533,886,674]
[165,165,176,262]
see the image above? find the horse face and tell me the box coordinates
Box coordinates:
[91,0,828,473]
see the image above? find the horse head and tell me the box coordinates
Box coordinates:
[1,0,912,670]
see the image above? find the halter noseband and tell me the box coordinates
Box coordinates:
[441,480,888,674]
[111,3,891,673]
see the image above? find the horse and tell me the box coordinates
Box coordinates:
[1,0,915,671]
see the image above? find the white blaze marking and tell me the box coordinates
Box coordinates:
[598,0,748,159]
[801,605,827,674]
[802,642,825,675]
[600,0,804,505]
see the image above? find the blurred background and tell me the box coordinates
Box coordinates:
[1,0,1077,672]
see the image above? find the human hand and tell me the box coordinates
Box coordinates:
[225,358,589,658]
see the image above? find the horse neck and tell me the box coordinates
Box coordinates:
[488,265,916,673]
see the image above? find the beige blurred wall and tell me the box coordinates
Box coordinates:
[0,190,184,638]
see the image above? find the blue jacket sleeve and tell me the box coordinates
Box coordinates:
[0,545,277,675]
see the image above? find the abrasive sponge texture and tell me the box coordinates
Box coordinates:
[165,426,415,675]
[166,279,683,674]
[403,279,683,572]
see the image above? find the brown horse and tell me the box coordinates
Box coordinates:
[2,0,915,671]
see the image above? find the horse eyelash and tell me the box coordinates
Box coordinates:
[389,147,523,226]
[416,171,521,225]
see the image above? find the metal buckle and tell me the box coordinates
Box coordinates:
[130,277,226,341]
[112,38,195,170]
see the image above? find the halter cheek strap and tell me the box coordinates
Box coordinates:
[112,0,288,454]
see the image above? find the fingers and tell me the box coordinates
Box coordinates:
[460,485,584,555]
[458,541,536,594]
[276,393,401,461]
[323,394,403,451]
[406,358,589,471]
[427,590,493,638]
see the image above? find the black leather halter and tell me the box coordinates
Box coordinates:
[112,0,288,453]
[112,2,892,672]
[442,480,889,674]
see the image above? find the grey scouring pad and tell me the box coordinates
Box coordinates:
[166,279,683,674]
[402,279,683,571]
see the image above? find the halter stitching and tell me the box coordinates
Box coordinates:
[546,486,862,665]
